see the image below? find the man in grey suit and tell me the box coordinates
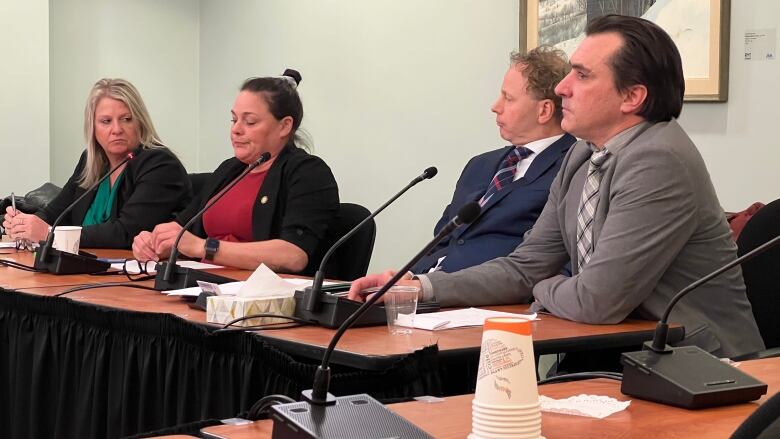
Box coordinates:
[350,15,764,359]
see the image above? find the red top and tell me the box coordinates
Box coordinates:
[202,170,268,242]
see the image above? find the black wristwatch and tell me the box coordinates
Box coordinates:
[204,238,220,261]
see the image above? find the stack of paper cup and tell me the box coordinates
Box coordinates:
[469,316,542,439]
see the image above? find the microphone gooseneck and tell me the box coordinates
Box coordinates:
[161,152,271,281]
[306,201,480,405]
[302,166,438,312]
[38,152,135,262]
[649,232,780,353]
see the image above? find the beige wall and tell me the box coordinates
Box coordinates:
[0,0,50,194]
[1,0,779,272]
[48,0,200,183]
[198,0,520,271]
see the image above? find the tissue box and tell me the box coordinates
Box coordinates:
[206,295,296,327]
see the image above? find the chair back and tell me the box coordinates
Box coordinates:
[730,390,780,439]
[736,198,780,349]
[188,172,212,196]
[317,203,376,281]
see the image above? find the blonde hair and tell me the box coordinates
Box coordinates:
[79,78,164,188]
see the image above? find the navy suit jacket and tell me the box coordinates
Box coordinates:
[411,134,576,274]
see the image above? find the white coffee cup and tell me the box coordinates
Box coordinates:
[473,317,539,406]
[49,226,82,254]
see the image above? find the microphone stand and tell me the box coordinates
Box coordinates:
[268,203,480,439]
[620,234,779,408]
[294,167,438,328]
[154,152,271,291]
[34,153,135,274]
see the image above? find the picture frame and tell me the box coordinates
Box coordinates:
[519,0,731,102]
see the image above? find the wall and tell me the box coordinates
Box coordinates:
[0,0,50,194]
[4,0,779,271]
[199,0,519,271]
[48,0,200,184]
[678,0,780,210]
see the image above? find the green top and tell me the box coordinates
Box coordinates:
[82,171,125,226]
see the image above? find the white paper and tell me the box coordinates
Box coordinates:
[165,281,240,297]
[236,264,299,298]
[745,29,777,61]
[164,267,337,297]
[413,315,451,330]
[539,394,630,419]
[413,307,537,331]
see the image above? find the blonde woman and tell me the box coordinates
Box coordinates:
[3,78,191,248]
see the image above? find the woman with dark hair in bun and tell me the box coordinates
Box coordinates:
[132,69,339,274]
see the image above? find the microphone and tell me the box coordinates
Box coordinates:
[270,202,479,438]
[294,166,438,327]
[34,152,135,274]
[154,152,272,291]
[620,234,777,409]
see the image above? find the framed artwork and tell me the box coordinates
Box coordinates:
[519,0,731,101]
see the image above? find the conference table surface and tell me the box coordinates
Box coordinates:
[2,248,683,369]
[194,357,780,439]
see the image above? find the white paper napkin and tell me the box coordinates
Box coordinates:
[236,263,301,298]
[539,394,630,419]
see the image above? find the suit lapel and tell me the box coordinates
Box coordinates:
[519,133,576,185]
[452,147,512,239]
[454,134,575,239]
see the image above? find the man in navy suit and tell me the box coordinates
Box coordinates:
[412,46,576,274]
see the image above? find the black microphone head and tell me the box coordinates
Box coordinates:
[456,202,481,225]
[423,166,438,179]
[255,152,272,165]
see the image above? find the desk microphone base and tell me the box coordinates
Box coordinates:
[621,345,767,409]
[270,394,433,439]
[153,262,236,291]
[293,288,441,329]
[293,288,386,329]
[33,248,110,275]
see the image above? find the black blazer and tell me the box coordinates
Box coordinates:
[176,145,339,273]
[37,146,192,249]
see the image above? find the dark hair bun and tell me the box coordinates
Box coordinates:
[282,69,302,85]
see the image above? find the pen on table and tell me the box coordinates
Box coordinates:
[10,193,18,243]
[98,258,128,264]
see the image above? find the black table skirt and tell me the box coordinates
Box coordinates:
[0,289,443,439]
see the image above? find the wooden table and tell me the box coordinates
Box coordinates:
[2,249,683,370]
[199,357,780,439]
[0,248,689,438]
[254,305,683,369]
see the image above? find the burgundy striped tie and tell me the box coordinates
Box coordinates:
[480,146,532,206]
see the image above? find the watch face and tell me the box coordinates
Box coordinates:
[205,238,219,260]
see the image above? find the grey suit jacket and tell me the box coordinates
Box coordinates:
[425,120,764,358]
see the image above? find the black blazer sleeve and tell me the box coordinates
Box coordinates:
[273,153,339,259]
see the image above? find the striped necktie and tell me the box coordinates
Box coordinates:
[576,148,610,271]
[479,146,532,206]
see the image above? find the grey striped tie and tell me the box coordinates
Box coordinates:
[576,148,610,271]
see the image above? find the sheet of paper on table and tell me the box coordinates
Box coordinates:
[412,307,538,330]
